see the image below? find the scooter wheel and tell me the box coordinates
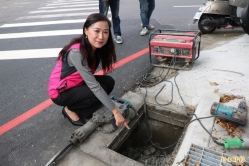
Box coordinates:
[198,15,216,34]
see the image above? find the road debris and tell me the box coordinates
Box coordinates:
[209,81,219,86]
[220,95,244,103]
[216,118,245,138]
[188,106,195,112]
[214,89,219,93]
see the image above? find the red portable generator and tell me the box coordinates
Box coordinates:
[149,30,201,70]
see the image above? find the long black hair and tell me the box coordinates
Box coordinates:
[58,13,116,73]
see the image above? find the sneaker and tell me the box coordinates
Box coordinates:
[147,24,154,30]
[114,35,123,44]
[140,27,149,36]
[141,23,154,30]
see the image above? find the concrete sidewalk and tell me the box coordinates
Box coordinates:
[145,33,249,165]
[57,33,249,165]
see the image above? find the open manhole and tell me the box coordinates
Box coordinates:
[108,105,190,166]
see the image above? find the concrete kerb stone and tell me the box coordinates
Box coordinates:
[58,147,109,166]
[172,93,220,165]
[134,86,189,117]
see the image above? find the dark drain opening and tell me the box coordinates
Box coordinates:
[116,117,183,166]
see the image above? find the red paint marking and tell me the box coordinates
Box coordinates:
[0,48,149,136]
[95,48,149,75]
[0,99,53,135]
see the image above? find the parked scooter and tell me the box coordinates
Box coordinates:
[193,0,249,34]
[241,1,249,33]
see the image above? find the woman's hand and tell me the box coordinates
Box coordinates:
[112,107,130,129]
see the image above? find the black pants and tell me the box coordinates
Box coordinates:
[52,75,115,119]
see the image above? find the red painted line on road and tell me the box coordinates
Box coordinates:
[0,99,53,135]
[0,48,149,136]
[95,48,149,75]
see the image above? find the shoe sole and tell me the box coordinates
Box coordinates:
[141,23,154,30]
[140,32,148,36]
[115,40,123,44]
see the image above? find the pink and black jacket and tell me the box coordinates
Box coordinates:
[48,43,97,99]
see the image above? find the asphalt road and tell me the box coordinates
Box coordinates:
[0,0,204,165]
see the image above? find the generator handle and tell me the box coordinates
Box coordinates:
[149,29,201,37]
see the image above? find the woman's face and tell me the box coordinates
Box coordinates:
[84,21,109,52]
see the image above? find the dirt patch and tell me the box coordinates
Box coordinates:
[219,94,244,103]
[215,118,245,138]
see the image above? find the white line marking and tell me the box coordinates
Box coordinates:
[0,19,86,28]
[48,0,94,2]
[46,1,98,6]
[173,5,202,7]
[30,7,98,13]
[39,3,98,9]
[1,17,111,28]
[47,0,96,4]
[1,19,86,28]
[16,12,109,20]
[0,48,60,60]
[0,29,82,39]
[14,2,31,4]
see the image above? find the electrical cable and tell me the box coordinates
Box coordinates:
[173,64,223,146]
[165,52,223,146]
[150,115,218,150]
[139,85,219,149]
[194,35,201,60]
[138,54,176,88]
[137,54,178,151]
[154,82,173,106]
[154,53,177,106]
[132,97,218,150]
[136,50,224,153]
